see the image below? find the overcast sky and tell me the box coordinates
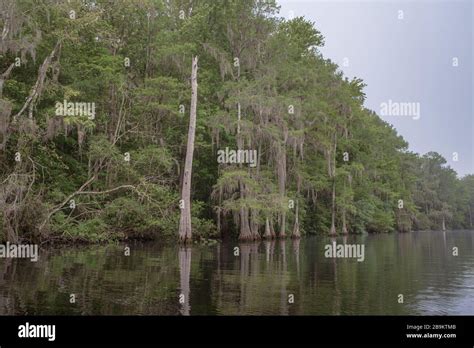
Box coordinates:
[278,0,473,177]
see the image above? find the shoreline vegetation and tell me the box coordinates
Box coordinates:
[1,0,473,245]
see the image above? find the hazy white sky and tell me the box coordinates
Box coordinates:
[278,0,473,176]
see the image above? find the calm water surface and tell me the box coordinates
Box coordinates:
[0,230,473,315]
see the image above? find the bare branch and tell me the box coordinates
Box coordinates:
[38,175,96,232]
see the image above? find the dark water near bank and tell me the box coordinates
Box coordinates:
[0,231,473,315]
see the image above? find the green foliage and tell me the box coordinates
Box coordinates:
[1,0,473,245]
[51,212,114,243]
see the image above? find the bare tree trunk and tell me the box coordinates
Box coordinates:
[291,175,302,239]
[250,209,260,240]
[269,217,276,238]
[344,174,353,234]
[442,216,446,231]
[278,145,287,238]
[178,56,198,243]
[341,178,348,235]
[238,207,252,241]
[469,204,473,228]
[291,200,301,239]
[329,178,337,236]
[341,207,348,235]
[263,217,272,239]
[329,133,337,236]
[235,98,251,240]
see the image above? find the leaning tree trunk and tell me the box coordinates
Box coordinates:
[178,56,198,243]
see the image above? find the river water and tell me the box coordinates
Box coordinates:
[0,230,473,315]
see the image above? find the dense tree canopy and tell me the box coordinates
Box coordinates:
[0,0,472,243]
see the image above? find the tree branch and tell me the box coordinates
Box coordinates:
[0,62,15,98]
[76,185,136,196]
[13,40,61,121]
[39,175,96,232]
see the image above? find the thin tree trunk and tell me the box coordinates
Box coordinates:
[269,217,276,238]
[291,200,301,239]
[291,175,302,239]
[178,56,198,243]
[341,207,348,235]
[236,96,250,240]
[329,178,337,236]
[469,204,473,228]
[216,207,221,234]
[278,145,287,238]
[329,133,337,236]
[341,179,348,234]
